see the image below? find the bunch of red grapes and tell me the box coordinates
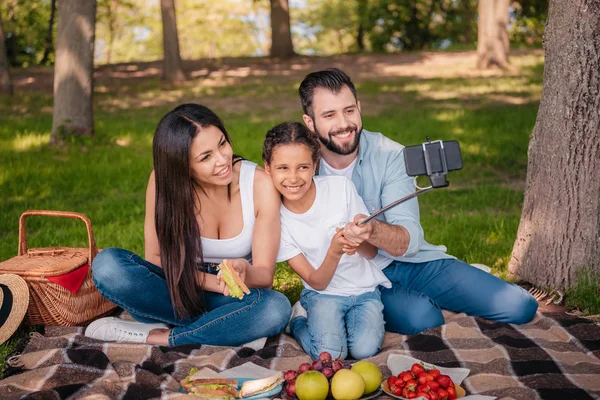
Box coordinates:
[387,363,458,400]
[283,351,351,398]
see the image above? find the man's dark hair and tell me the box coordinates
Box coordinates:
[299,68,357,116]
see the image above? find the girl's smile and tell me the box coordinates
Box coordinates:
[265,143,317,213]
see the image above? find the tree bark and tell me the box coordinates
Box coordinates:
[160,0,185,82]
[477,0,510,69]
[40,0,57,65]
[51,0,97,143]
[0,16,13,95]
[269,0,295,58]
[508,0,600,289]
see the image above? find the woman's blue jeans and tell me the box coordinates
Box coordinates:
[291,289,385,360]
[381,258,539,334]
[92,248,292,346]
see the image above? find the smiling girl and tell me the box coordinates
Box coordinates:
[263,121,391,360]
[85,104,291,347]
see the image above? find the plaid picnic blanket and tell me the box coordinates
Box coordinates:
[1,311,599,400]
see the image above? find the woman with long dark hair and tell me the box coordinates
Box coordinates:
[85,104,291,346]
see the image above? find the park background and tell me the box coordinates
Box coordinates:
[1,0,598,377]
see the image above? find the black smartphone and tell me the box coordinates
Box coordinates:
[404,140,463,177]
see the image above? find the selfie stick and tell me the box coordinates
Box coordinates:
[357,186,434,225]
[357,138,451,226]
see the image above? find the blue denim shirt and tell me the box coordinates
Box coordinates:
[319,129,454,264]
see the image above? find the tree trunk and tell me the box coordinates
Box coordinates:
[477,0,510,69]
[105,0,115,65]
[508,0,600,289]
[0,16,13,95]
[51,0,97,143]
[160,0,185,82]
[40,0,57,65]
[6,0,18,66]
[269,0,295,58]
[356,0,367,52]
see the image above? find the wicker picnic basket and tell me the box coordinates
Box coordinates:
[0,210,117,326]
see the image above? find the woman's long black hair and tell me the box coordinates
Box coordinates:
[153,103,232,319]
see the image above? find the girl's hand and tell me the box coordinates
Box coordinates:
[330,228,359,257]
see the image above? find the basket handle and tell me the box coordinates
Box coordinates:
[18,210,98,264]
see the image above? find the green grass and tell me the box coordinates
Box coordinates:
[565,268,600,315]
[0,52,549,377]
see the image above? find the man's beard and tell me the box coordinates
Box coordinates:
[314,121,363,156]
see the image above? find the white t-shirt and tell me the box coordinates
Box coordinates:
[319,157,357,180]
[276,176,392,297]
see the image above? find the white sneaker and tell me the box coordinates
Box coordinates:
[240,337,268,351]
[470,263,492,273]
[285,301,308,335]
[85,317,169,343]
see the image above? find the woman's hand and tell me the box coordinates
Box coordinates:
[215,258,249,295]
[228,258,249,283]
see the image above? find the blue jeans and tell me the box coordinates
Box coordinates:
[92,248,292,346]
[291,289,385,360]
[381,258,539,334]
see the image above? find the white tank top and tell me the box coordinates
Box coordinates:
[201,160,256,264]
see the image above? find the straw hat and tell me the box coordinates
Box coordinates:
[0,274,29,344]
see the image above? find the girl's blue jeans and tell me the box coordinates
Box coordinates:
[92,248,292,346]
[381,258,539,334]
[291,288,385,361]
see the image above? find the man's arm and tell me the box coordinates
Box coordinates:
[361,217,411,257]
[345,147,424,257]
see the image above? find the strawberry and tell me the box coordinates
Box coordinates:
[429,381,440,391]
[429,369,441,379]
[437,388,449,400]
[387,376,398,388]
[401,372,414,382]
[405,379,417,392]
[446,386,457,400]
[436,374,452,389]
[411,363,425,376]
[417,392,432,400]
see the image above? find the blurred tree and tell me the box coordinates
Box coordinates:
[178,0,268,59]
[0,0,55,66]
[160,0,185,82]
[0,15,13,95]
[294,0,370,54]
[39,0,56,65]
[296,0,479,54]
[509,0,599,289]
[96,0,135,65]
[270,0,295,58]
[476,0,510,69]
[51,0,97,143]
[510,0,548,47]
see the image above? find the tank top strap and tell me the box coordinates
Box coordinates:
[239,160,256,225]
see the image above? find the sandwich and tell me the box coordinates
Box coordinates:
[218,260,250,299]
[181,369,239,399]
[239,371,284,398]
